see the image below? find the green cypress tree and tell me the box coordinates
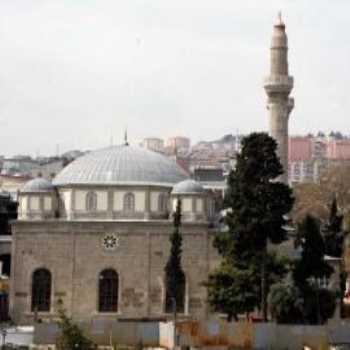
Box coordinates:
[294,215,333,285]
[210,132,294,321]
[165,199,186,313]
[323,197,344,257]
[293,215,336,324]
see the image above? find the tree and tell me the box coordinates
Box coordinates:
[323,197,344,258]
[302,285,336,324]
[293,215,336,324]
[210,132,294,321]
[323,197,347,317]
[294,215,333,285]
[269,277,336,325]
[291,163,350,224]
[269,275,304,324]
[56,300,95,350]
[206,260,258,321]
[164,199,186,313]
[207,252,288,321]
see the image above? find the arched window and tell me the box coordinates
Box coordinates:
[99,269,119,312]
[158,193,168,212]
[86,191,97,212]
[0,254,11,276]
[165,276,185,314]
[123,193,135,212]
[31,268,51,312]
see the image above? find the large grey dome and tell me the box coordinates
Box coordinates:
[53,145,189,186]
[21,178,54,193]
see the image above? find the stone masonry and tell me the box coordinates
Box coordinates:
[10,220,220,325]
[264,14,294,184]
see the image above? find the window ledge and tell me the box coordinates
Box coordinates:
[92,312,121,316]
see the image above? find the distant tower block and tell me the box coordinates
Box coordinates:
[264,13,294,184]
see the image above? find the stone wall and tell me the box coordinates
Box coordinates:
[10,221,219,325]
[32,320,350,349]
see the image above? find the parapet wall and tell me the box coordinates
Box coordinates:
[34,319,350,349]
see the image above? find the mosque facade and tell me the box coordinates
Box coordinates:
[10,145,220,324]
[9,17,293,325]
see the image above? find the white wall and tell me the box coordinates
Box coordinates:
[75,190,87,211]
[61,191,71,212]
[113,191,125,211]
[30,196,40,211]
[96,191,108,211]
[196,198,203,213]
[182,198,192,212]
[21,196,28,212]
[43,196,52,211]
[134,191,145,212]
[151,191,161,212]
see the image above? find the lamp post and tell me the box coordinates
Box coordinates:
[172,297,177,350]
[1,328,7,349]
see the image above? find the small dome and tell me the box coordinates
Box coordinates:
[53,144,188,187]
[21,178,54,193]
[172,179,204,194]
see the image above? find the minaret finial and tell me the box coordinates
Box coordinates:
[124,128,129,146]
[277,11,284,26]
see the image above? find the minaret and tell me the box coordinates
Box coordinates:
[264,13,294,184]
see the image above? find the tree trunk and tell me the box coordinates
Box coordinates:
[261,244,268,322]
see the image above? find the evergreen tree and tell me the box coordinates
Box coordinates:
[210,132,294,321]
[293,215,336,324]
[206,259,258,321]
[56,300,95,350]
[323,197,346,317]
[165,199,186,313]
[268,274,304,324]
[294,215,333,285]
[323,197,344,257]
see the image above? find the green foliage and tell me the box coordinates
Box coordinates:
[301,285,336,324]
[56,301,95,350]
[206,260,258,321]
[164,199,185,313]
[208,133,293,320]
[269,277,336,325]
[323,197,344,258]
[207,252,288,321]
[216,133,294,259]
[268,276,304,324]
[294,215,333,286]
[270,215,336,325]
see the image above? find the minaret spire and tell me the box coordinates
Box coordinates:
[277,11,283,25]
[264,14,294,184]
[124,128,129,146]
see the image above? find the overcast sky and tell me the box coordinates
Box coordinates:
[0,0,349,156]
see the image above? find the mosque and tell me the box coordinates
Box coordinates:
[9,16,294,324]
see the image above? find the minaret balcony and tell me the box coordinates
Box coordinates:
[263,75,293,94]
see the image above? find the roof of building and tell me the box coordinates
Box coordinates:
[172,179,204,194]
[193,167,225,182]
[21,177,54,193]
[53,144,189,187]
